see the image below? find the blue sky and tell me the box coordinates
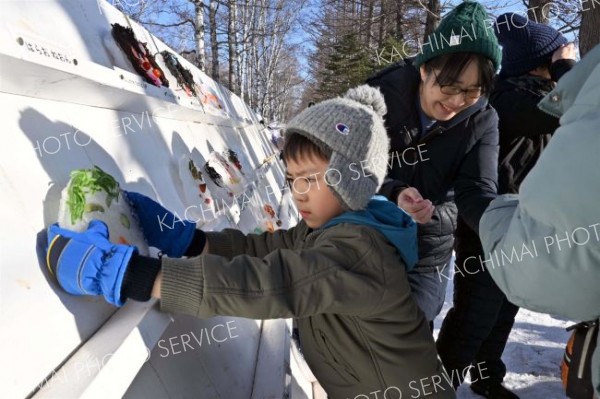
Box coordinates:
[292,0,581,78]
[125,0,580,81]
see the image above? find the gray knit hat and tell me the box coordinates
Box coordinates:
[284,85,390,211]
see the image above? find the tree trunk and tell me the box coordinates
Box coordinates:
[378,0,386,48]
[366,0,375,50]
[528,0,552,24]
[238,0,248,101]
[579,1,600,57]
[234,3,242,97]
[209,0,219,80]
[260,0,269,111]
[228,0,238,93]
[394,0,404,42]
[191,0,206,71]
[423,0,440,39]
[247,0,257,108]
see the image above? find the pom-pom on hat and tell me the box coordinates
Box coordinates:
[495,12,568,78]
[284,85,390,211]
[414,1,501,70]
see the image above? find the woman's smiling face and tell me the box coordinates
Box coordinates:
[418,58,482,121]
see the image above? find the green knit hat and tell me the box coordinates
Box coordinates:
[414,1,501,70]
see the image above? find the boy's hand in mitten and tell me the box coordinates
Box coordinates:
[124,191,196,257]
[46,220,137,306]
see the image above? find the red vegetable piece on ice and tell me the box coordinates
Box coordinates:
[264,204,275,218]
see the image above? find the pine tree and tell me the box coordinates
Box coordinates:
[315,33,376,100]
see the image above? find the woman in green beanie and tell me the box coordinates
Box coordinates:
[368,2,518,398]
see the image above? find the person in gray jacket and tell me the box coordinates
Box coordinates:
[45,86,455,398]
[478,44,600,397]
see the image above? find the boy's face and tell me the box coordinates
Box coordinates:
[285,155,345,229]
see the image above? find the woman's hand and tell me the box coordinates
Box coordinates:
[397,187,435,224]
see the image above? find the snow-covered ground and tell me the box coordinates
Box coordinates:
[434,274,572,399]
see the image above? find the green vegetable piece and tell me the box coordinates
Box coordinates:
[189,159,201,180]
[85,203,105,213]
[66,166,120,224]
[120,213,131,229]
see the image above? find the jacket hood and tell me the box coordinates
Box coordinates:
[322,195,418,270]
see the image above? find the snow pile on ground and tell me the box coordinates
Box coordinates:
[434,277,572,398]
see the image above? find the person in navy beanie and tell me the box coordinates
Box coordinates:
[495,12,575,78]
[436,11,577,399]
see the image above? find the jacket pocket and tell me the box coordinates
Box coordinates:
[316,329,360,385]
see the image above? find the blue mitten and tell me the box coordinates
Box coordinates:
[46,220,137,306]
[124,191,196,257]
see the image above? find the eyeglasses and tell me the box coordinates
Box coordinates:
[432,70,482,100]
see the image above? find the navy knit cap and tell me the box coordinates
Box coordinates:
[415,1,501,70]
[495,12,568,77]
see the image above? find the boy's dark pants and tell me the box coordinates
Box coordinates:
[436,251,520,389]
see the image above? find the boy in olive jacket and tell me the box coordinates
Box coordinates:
[45,86,454,398]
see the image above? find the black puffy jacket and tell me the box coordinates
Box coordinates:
[456,61,575,257]
[491,60,575,195]
[367,59,499,270]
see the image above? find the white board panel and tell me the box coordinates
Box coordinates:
[0,1,304,397]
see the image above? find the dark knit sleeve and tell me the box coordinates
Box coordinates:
[183,230,207,257]
[120,253,161,302]
[550,59,576,83]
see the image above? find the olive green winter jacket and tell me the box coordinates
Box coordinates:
[159,214,454,398]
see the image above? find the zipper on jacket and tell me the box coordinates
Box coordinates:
[419,125,445,145]
[403,126,414,146]
[402,125,444,152]
[396,125,445,187]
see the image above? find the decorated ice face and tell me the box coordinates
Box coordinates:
[178,155,217,224]
[161,51,197,97]
[224,149,243,173]
[204,152,245,196]
[111,23,167,87]
[188,160,212,205]
[58,166,149,255]
[197,83,224,111]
